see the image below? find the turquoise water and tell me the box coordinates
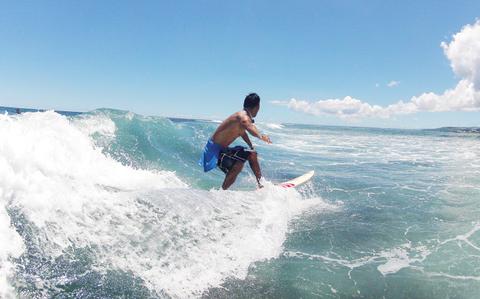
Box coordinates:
[1,109,480,298]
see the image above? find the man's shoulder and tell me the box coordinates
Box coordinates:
[223,111,248,124]
[235,110,249,120]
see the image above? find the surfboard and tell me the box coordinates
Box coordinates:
[278,170,315,188]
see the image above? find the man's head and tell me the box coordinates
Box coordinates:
[243,93,260,117]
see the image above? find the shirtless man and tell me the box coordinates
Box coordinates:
[199,93,272,189]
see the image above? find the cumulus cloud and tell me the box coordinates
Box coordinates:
[271,97,415,120]
[387,80,400,87]
[441,20,480,89]
[273,20,480,119]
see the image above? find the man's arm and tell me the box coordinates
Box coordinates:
[240,114,272,144]
[241,132,254,149]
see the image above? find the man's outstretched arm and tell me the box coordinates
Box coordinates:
[240,115,272,144]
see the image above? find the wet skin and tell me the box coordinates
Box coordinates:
[211,106,271,189]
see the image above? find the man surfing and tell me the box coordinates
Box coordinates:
[199,93,272,190]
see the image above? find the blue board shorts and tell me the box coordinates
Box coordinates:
[199,138,252,173]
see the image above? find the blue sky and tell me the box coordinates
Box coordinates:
[0,0,479,128]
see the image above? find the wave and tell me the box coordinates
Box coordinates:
[0,110,324,297]
[262,123,284,130]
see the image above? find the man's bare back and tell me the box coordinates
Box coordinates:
[212,110,271,148]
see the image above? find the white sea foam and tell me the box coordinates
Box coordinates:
[284,250,377,270]
[285,223,480,278]
[0,111,322,298]
[0,205,24,299]
[426,272,480,281]
[439,222,480,250]
[263,123,284,130]
[376,243,430,275]
[71,112,117,137]
[284,241,431,277]
[104,186,324,297]
[267,127,480,165]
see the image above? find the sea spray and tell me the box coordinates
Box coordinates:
[0,205,24,299]
[0,111,324,297]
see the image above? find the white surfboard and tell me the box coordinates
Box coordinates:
[278,170,315,188]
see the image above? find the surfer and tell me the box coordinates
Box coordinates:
[199,93,272,190]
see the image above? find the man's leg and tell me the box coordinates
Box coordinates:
[247,151,263,187]
[222,161,245,190]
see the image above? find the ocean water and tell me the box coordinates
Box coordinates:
[1,108,480,298]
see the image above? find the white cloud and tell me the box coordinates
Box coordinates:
[387,80,400,87]
[410,79,479,112]
[272,97,385,120]
[441,20,480,89]
[273,20,480,120]
[271,97,416,120]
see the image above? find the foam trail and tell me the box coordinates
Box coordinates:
[104,186,323,297]
[284,242,431,277]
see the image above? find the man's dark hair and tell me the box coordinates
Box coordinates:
[243,93,260,109]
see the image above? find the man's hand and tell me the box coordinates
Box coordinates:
[261,134,272,144]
